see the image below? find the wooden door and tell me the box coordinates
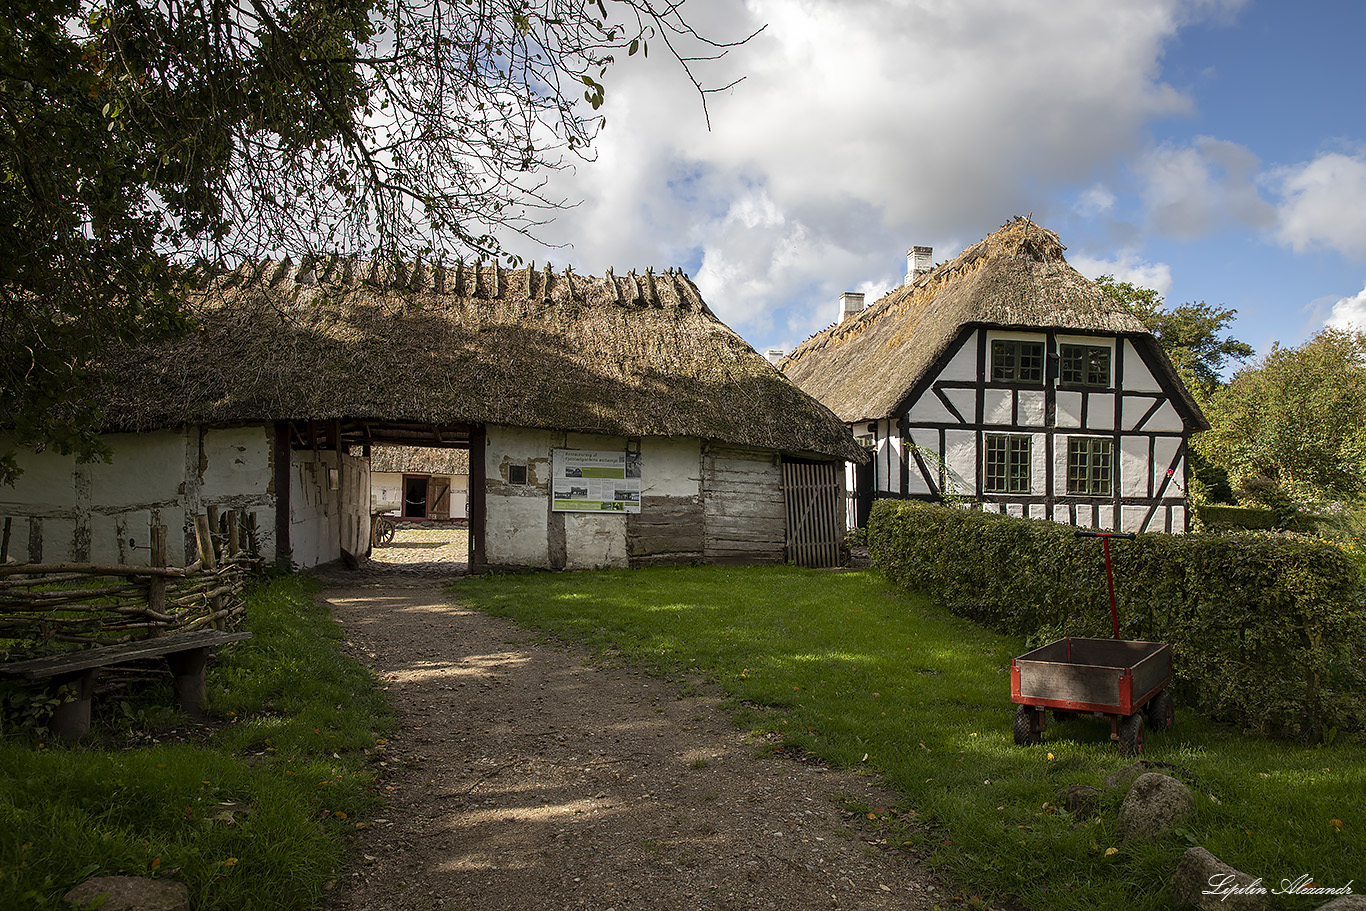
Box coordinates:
[782,460,844,568]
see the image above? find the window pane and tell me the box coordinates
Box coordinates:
[992,340,1044,383]
[985,434,1030,494]
[991,340,1014,382]
[1067,438,1113,495]
[1060,344,1111,386]
[985,435,1007,493]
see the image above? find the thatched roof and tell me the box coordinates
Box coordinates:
[780,218,1207,429]
[91,256,863,462]
[369,445,470,475]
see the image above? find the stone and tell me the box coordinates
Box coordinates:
[1055,784,1101,816]
[1314,896,1366,910]
[63,875,190,911]
[1169,847,1268,911]
[1117,772,1194,842]
[1103,758,1185,790]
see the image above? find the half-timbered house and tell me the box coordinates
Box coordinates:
[780,218,1208,534]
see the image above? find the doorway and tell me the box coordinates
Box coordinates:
[403,475,430,518]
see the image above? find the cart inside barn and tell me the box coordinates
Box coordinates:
[1009,531,1174,756]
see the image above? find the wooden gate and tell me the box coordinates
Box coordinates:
[782,460,844,568]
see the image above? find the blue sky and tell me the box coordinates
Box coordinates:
[502,0,1366,372]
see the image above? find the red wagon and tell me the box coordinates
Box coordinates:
[1009,531,1174,756]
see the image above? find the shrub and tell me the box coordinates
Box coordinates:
[868,500,1366,739]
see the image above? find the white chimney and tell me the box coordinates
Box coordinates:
[764,347,785,365]
[906,246,933,284]
[838,291,865,323]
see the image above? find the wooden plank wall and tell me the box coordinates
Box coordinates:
[702,446,785,564]
[782,461,843,568]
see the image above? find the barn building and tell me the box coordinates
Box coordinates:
[780,218,1208,534]
[1,258,861,571]
[369,446,470,523]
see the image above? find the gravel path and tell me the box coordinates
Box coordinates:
[319,573,947,911]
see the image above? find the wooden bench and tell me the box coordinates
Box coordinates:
[0,629,252,739]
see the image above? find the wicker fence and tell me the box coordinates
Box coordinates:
[0,508,261,655]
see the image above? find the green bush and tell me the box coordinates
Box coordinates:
[868,500,1366,739]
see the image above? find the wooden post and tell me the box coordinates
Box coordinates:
[1,516,11,564]
[274,422,292,564]
[205,506,220,561]
[227,510,241,559]
[194,515,226,631]
[469,425,487,572]
[147,525,168,638]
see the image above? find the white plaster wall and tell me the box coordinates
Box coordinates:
[641,437,702,499]
[1018,391,1046,426]
[1030,432,1048,497]
[884,420,902,495]
[943,388,976,423]
[1087,394,1115,431]
[484,425,556,569]
[1122,340,1162,392]
[906,429,936,495]
[371,471,403,513]
[290,449,338,568]
[564,513,628,569]
[983,389,1013,425]
[1056,392,1083,428]
[939,331,978,382]
[1120,437,1149,498]
[1075,504,1094,527]
[908,393,955,424]
[943,429,976,497]
[2,426,276,566]
[1121,505,1148,533]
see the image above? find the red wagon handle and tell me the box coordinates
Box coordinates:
[1074,530,1135,638]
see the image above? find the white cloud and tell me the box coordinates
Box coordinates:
[1271,153,1366,260]
[1070,252,1173,299]
[1326,284,1366,331]
[1074,184,1118,218]
[1137,137,1275,239]
[503,0,1237,349]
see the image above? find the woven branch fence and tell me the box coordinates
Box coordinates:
[0,508,261,656]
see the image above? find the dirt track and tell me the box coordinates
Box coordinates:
[319,573,946,911]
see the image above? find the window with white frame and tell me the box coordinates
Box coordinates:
[984,434,1031,494]
[1066,437,1113,496]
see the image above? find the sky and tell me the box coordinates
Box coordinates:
[499,0,1366,370]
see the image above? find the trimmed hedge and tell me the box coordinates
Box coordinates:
[868,500,1366,739]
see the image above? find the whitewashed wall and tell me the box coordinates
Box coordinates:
[0,426,277,566]
[481,425,788,570]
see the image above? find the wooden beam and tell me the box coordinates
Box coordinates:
[274,421,292,564]
[469,424,487,572]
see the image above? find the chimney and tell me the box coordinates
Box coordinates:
[764,347,785,365]
[838,291,865,323]
[906,246,933,284]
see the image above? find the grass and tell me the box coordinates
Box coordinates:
[0,574,393,910]
[454,564,1365,911]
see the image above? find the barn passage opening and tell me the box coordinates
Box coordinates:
[365,440,472,571]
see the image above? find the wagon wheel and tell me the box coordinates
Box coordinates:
[1144,691,1174,733]
[374,517,396,547]
[1013,705,1042,746]
[1118,712,1145,756]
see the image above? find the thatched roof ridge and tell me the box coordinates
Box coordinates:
[93,259,863,462]
[780,218,1204,427]
[370,445,470,475]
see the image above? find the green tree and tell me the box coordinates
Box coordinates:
[1194,328,1366,506]
[1,0,752,484]
[1095,275,1253,396]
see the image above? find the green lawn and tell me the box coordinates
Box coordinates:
[455,564,1364,911]
[0,575,393,910]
